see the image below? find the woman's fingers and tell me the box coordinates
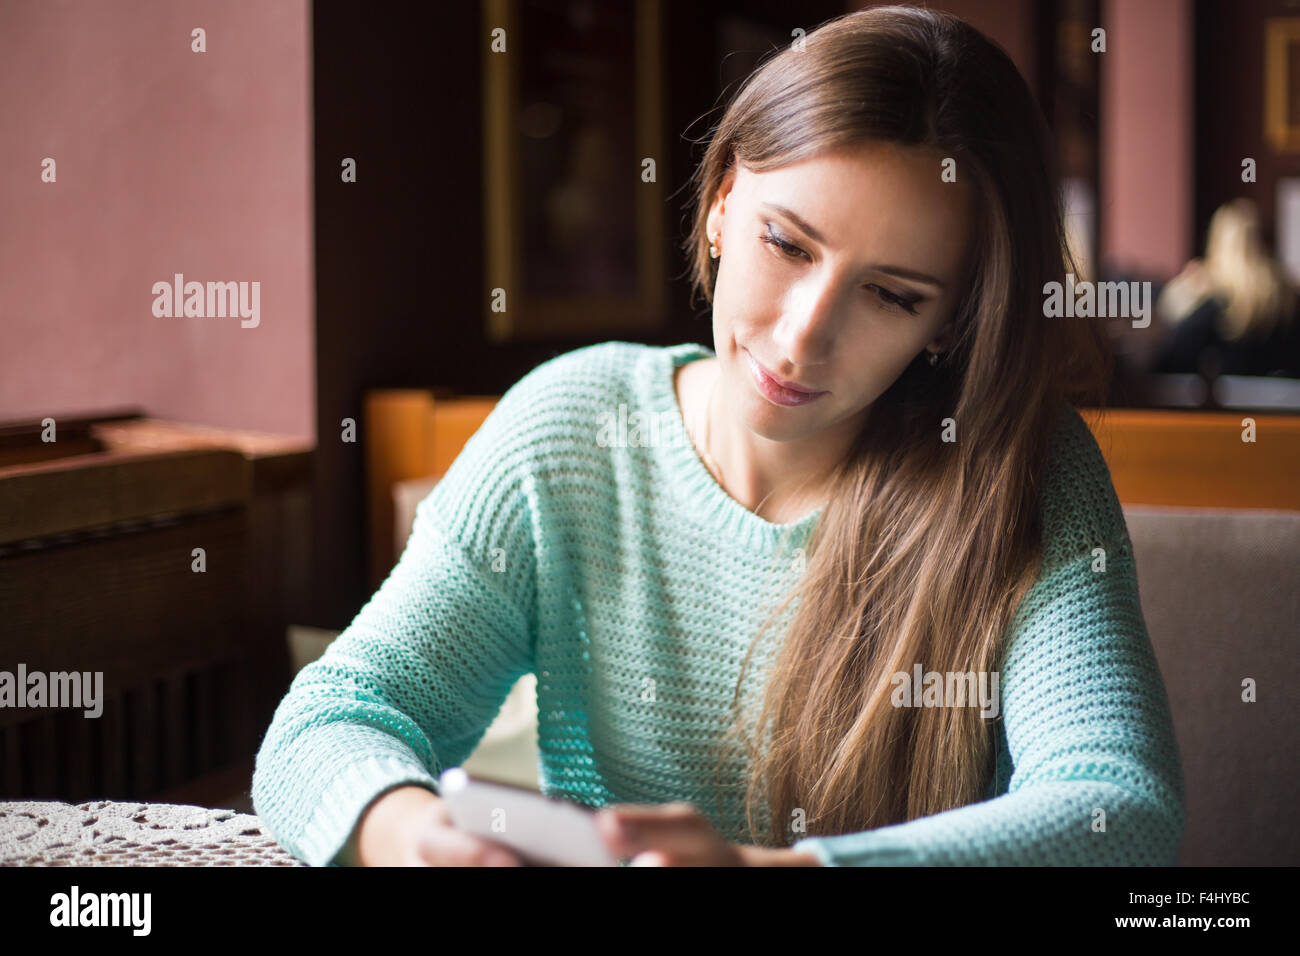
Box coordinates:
[415,824,523,867]
[595,802,716,859]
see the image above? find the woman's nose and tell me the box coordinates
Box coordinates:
[772,279,842,365]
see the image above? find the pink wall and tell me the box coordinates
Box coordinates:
[1101,0,1193,278]
[0,0,314,441]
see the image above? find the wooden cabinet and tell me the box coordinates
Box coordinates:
[0,412,312,808]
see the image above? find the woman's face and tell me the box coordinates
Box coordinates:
[706,142,976,445]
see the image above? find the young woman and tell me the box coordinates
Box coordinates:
[253,5,1185,866]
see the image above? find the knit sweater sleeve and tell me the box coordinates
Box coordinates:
[251,362,549,868]
[789,407,1187,866]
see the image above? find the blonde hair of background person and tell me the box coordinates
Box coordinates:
[344,4,1118,865]
[1157,197,1297,341]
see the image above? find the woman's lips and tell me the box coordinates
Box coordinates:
[744,349,827,407]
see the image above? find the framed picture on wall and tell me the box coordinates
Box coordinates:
[1265,17,1300,154]
[482,0,666,343]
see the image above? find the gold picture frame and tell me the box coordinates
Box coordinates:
[482,0,666,343]
[1265,17,1300,154]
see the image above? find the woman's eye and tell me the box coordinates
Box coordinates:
[757,222,922,316]
[866,284,922,316]
[758,224,806,260]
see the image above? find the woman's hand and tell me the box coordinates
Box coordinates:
[594,801,822,866]
[344,784,524,867]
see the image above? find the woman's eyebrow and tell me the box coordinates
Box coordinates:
[759,201,948,291]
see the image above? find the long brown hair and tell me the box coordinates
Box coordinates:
[682,5,1114,844]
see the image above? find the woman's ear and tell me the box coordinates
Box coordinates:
[706,167,738,248]
[926,320,955,354]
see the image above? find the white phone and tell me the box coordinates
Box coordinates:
[437,767,620,867]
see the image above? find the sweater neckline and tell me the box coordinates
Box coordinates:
[653,342,825,550]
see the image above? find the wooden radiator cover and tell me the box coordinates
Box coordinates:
[0,414,311,807]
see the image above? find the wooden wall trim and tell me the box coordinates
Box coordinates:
[1081,408,1300,510]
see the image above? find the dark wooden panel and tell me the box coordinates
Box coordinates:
[101,692,128,798]
[0,448,251,545]
[0,510,254,716]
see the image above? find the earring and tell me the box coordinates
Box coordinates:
[709,232,720,259]
[927,350,940,366]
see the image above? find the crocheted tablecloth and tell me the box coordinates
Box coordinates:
[0,801,306,866]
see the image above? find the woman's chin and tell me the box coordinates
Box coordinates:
[734,396,819,441]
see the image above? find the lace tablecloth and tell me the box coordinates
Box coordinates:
[0,801,306,866]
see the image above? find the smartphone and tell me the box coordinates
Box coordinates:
[437,767,620,867]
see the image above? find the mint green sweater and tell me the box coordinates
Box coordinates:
[252,341,1185,866]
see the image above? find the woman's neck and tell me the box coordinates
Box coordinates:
[680,356,838,523]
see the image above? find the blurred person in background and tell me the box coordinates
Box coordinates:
[1152,198,1300,378]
